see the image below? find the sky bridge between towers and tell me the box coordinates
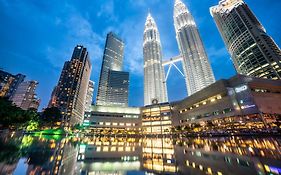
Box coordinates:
[162,55,185,82]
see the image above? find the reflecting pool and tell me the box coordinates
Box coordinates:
[0,133,281,175]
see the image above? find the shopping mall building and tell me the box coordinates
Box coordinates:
[85,75,281,135]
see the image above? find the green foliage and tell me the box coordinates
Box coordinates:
[26,120,39,131]
[0,97,39,128]
[41,107,62,126]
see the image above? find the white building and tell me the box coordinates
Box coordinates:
[143,13,168,106]
[174,0,215,96]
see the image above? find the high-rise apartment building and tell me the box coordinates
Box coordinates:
[173,0,215,96]
[143,13,168,106]
[96,32,129,107]
[48,86,58,108]
[210,0,281,80]
[0,70,25,99]
[11,81,40,110]
[85,80,94,112]
[54,45,92,126]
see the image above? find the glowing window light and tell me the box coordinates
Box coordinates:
[207,167,212,174]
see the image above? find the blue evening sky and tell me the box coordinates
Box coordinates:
[1,0,280,109]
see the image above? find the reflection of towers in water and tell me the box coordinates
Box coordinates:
[141,138,177,174]
[173,0,215,96]
[143,13,168,105]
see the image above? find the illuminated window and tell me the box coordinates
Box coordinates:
[105,122,110,126]
[103,146,109,152]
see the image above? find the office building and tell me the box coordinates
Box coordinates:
[107,70,129,107]
[96,32,129,106]
[0,70,25,99]
[143,13,168,106]
[174,0,215,96]
[210,0,281,80]
[54,45,92,126]
[11,81,40,110]
[84,80,94,112]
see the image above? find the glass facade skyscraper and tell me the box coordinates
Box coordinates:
[84,80,94,112]
[96,32,129,107]
[55,45,92,126]
[174,0,215,96]
[107,70,129,107]
[210,0,281,80]
[143,13,168,106]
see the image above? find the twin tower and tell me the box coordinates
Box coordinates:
[143,0,215,105]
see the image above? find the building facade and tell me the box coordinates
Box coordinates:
[55,45,92,126]
[48,86,58,108]
[96,32,127,106]
[174,0,215,96]
[84,80,94,112]
[171,74,281,134]
[210,0,281,80]
[141,102,172,135]
[143,13,168,106]
[0,70,25,99]
[11,81,40,110]
[84,105,141,135]
[107,70,129,107]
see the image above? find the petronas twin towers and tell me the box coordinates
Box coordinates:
[143,0,215,105]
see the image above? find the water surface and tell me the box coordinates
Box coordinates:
[0,133,280,175]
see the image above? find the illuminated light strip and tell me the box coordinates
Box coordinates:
[165,64,172,82]
[172,62,185,77]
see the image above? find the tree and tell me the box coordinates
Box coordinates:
[41,107,62,126]
[0,97,38,129]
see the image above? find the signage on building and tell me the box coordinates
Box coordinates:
[235,85,248,93]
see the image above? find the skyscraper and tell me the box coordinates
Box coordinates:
[107,70,129,106]
[48,86,58,108]
[143,13,168,106]
[96,32,129,107]
[54,45,92,126]
[0,70,25,99]
[84,80,94,112]
[210,0,281,80]
[173,0,215,96]
[11,81,40,110]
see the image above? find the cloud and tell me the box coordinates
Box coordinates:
[118,19,144,75]
[97,0,118,22]
[206,46,229,63]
